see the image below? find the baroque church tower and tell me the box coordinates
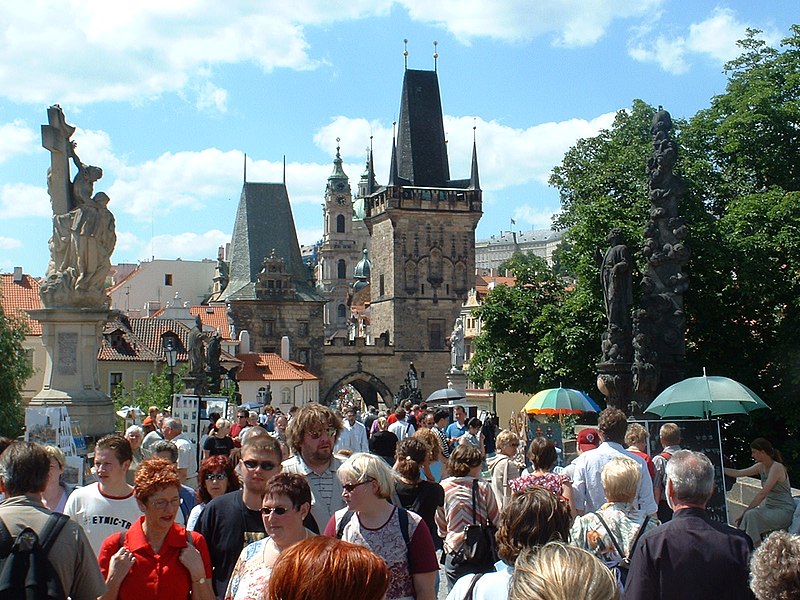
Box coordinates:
[364,68,482,370]
[316,143,369,338]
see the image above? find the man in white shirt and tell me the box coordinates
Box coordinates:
[162,417,198,488]
[571,407,657,516]
[64,434,142,556]
[334,407,369,454]
[388,407,415,441]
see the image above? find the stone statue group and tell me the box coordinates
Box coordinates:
[40,106,116,309]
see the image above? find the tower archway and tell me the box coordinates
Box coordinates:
[322,371,395,408]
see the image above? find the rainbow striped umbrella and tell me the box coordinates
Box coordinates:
[523,387,601,415]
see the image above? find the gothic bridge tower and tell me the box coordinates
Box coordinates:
[364,68,482,385]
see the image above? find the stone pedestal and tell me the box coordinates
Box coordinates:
[596,361,633,412]
[446,369,468,396]
[28,308,115,437]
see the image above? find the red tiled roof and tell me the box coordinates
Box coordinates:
[0,273,43,335]
[236,353,319,382]
[474,274,516,299]
[191,305,232,339]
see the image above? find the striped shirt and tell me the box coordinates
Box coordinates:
[435,476,499,554]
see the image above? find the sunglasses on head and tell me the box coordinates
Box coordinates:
[243,459,278,471]
[205,472,226,481]
[260,506,291,516]
[342,479,373,493]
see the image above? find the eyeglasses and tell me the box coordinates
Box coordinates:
[243,460,279,471]
[342,479,373,493]
[261,506,292,516]
[307,428,337,440]
[149,498,182,510]
[205,472,227,481]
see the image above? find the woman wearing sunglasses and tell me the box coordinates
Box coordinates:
[225,474,315,600]
[325,453,439,600]
[98,458,214,600]
[187,455,241,531]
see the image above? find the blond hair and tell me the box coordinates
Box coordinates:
[338,452,396,499]
[601,456,641,503]
[496,429,519,451]
[509,543,618,600]
[624,423,648,447]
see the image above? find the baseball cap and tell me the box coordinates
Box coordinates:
[577,428,600,451]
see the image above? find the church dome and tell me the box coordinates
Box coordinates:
[354,249,371,279]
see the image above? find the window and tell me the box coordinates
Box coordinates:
[337,259,347,279]
[282,388,292,404]
[263,320,274,336]
[337,304,347,320]
[379,274,385,296]
[298,349,309,364]
[110,372,123,397]
[428,319,445,349]
[298,322,309,336]
[336,214,346,233]
[164,274,173,286]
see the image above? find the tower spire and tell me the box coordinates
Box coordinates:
[469,123,480,191]
[388,123,398,186]
[243,152,247,183]
[403,38,408,70]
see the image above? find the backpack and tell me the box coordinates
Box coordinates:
[593,512,651,591]
[0,512,70,600]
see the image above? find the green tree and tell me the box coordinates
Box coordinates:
[0,300,33,437]
[468,252,568,393]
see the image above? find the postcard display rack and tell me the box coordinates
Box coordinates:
[25,405,86,486]
[171,394,228,460]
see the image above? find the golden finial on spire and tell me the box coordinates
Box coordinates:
[404,39,409,70]
[473,118,477,142]
[433,40,438,72]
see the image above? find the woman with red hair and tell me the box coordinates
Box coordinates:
[97,458,213,600]
[266,536,389,600]
[187,455,240,531]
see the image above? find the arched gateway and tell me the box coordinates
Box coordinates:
[323,371,394,408]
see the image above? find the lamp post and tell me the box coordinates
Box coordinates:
[165,338,178,406]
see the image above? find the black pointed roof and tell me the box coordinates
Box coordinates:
[219,183,324,302]
[395,69,450,187]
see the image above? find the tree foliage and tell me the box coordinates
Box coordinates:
[0,300,33,437]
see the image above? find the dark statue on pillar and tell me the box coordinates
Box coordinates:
[596,229,634,410]
[631,106,689,412]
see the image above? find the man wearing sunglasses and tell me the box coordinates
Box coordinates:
[282,403,345,533]
[196,436,282,600]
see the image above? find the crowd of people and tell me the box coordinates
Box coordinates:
[1,403,799,600]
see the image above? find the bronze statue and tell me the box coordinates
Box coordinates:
[599,228,633,333]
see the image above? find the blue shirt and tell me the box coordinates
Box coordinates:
[445,422,467,442]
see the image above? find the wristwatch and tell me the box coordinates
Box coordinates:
[193,577,207,584]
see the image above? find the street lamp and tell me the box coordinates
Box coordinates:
[165,338,178,405]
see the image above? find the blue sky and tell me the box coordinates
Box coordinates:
[0,1,796,277]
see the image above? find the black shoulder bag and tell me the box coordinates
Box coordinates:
[454,479,498,573]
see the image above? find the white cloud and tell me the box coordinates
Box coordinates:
[400,0,662,46]
[0,3,391,106]
[512,205,560,228]
[0,236,22,249]
[0,183,51,218]
[141,230,231,262]
[0,1,665,107]
[297,227,324,247]
[0,121,38,164]
[628,7,783,74]
[314,111,616,194]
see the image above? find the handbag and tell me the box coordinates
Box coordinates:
[454,479,498,571]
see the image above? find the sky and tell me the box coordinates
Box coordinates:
[0,1,796,277]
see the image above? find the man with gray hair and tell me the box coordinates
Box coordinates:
[624,450,754,599]
[162,416,198,487]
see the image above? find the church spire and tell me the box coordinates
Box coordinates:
[388,125,399,187]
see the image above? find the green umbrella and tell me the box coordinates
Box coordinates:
[645,369,770,418]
